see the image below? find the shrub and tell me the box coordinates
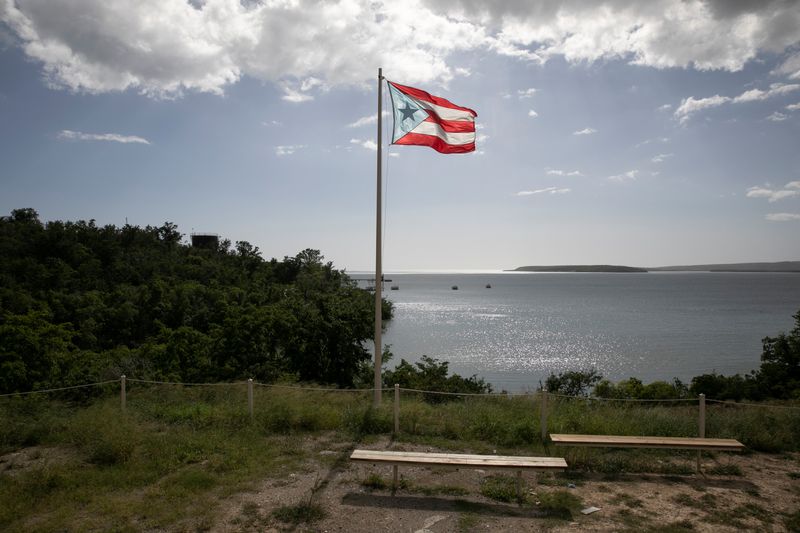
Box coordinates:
[546,369,602,397]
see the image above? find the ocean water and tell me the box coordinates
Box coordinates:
[374,272,800,391]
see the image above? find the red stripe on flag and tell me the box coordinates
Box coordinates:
[394,132,475,154]
[389,81,477,117]
[423,115,475,134]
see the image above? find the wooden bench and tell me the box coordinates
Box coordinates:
[550,434,745,472]
[350,449,567,500]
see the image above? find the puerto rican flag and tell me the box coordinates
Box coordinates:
[387,81,477,154]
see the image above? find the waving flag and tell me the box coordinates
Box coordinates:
[387,81,477,154]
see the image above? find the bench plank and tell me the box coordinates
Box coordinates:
[550,434,745,452]
[350,450,567,470]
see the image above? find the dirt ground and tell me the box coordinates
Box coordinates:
[217,436,800,533]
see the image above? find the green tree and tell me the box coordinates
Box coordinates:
[757,309,800,399]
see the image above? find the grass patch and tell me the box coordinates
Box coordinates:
[457,512,479,532]
[360,473,388,490]
[644,520,695,532]
[271,502,326,524]
[671,492,716,509]
[537,490,582,519]
[611,492,645,508]
[706,463,743,476]
[785,509,800,531]
[231,501,270,529]
[480,475,523,503]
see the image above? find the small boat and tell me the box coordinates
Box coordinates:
[485,283,492,289]
[390,285,399,290]
[451,285,458,290]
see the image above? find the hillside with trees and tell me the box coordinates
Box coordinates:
[0,208,391,394]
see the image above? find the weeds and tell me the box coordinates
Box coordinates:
[536,490,582,519]
[480,475,523,503]
[271,502,326,524]
[706,463,742,476]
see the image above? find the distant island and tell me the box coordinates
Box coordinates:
[510,261,800,273]
[649,261,800,272]
[511,265,647,273]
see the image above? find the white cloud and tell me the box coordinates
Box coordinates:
[527,109,538,118]
[787,103,800,111]
[766,213,800,222]
[573,127,596,136]
[673,94,731,124]
[443,0,800,72]
[4,0,800,99]
[635,136,670,148]
[274,144,304,156]
[651,153,673,163]
[347,111,389,128]
[262,120,282,126]
[767,112,789,122]
[0,0,486,98]
[476,133,489,143]
[746,184,800,202]
[350,138,377,151]
[675,83,800,123]
[657,104,672,112]
[773,51,800,80]
[517,187,571,196]
[57,129,150,144]
[546,169,583,176]
[608,169,638,183]
[786,181,800,190]
[518,88,537,99]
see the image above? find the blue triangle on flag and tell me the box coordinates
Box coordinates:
[388,83,428,142]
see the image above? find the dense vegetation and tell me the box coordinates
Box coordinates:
[0,208,393,393]
[546,308,800,401]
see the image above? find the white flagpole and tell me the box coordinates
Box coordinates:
[373,67,384,407]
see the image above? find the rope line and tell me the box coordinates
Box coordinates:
[3,377,800,411]
[0,380,119,397]
[399,387,531,397]
[707,399,800,411]
[126,378,241,387]
[253,382,388,393]
[546,392,696,403]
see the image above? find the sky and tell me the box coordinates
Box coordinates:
[1,0,799,272]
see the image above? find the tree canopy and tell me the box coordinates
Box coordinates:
[0,208,391,393]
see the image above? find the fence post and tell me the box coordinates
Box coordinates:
[697,393,706,472]
[248,378,254,420]
[120,375,126,412]
[394,384,400,435]
[540,388,548,442]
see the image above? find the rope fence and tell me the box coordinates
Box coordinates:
[3,377,800,408]
[3,377,799,439]
[547,391,696,403]
[0,380,119,398]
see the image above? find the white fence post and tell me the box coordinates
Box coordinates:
[120,375,126,412]
[697,393,706,472]
[248,378,254,420]
[394,384,400,435]
[540,389,548,442]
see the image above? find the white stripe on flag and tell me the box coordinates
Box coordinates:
[408,97,475,122]
[409,121,476,145]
